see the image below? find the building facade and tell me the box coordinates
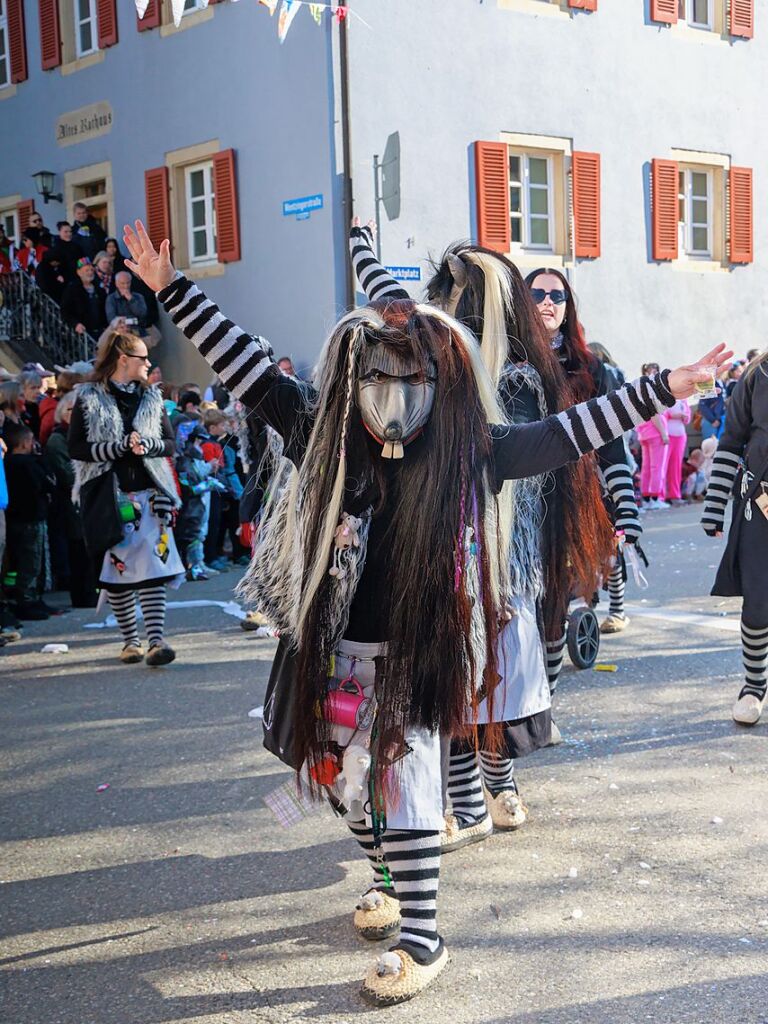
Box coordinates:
[0,0,762,379]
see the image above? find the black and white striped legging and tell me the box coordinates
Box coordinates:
[546,626,568,696]
[107,585,167,649]
[348,820,441,961]
[740,620,768,702]
[606,562,625,617]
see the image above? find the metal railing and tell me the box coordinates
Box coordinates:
[0,270,96,367]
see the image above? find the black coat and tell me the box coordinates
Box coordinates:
[71,217,107,261]
[60,281,107,336]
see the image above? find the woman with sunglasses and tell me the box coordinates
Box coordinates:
[68,324,184,666]
[525,268,642,643]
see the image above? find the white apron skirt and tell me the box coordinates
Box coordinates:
[99,488,185,591]
[327,639,445,832]
[473,595,550,725]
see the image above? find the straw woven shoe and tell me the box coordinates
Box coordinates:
[120,644,144,664]
[486,788,528,830]
[360,945,449,1006]
[732,693,764,725]
[440,811,493,853]
[354,889,401,940]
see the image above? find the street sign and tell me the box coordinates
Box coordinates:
[282,194,324,219]
[385,266,421,282]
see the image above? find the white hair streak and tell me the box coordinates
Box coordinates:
[461,250,516,391]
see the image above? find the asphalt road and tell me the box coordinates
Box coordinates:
[2,502,767,1024]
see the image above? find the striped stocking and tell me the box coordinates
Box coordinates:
[446,743,487,823]
[546,628,567,696]
[137,585,167,648]
[607,562,625,617]
[479,751,516,796]
[381,829,441,963]
[740,620,768,702]
[107,590,140,649]
[347,818,394,893]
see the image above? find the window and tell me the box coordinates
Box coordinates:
[185,162,216,264]
[74,0,97,57]
[684,0,712,28]
[678,168,712,257]
[0,0,9,89]
[1,207,18,244]
[183,0,204,12]
[509,152,553,251]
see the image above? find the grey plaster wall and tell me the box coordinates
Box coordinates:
[346,0,766,376]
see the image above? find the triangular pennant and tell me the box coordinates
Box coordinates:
[334,4,347,21]
[278,0,301,42]
[135,0,150,16]
[259,0,278,12]
[309,2,323,24]
[171,0,186,27]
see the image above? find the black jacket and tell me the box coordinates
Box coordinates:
[71,217,107,260]
[48,238,85,273]
[37,253,72,306]
[5,453,54,523]
[61,280,107,335]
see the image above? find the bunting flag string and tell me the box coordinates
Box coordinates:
[136,0,356,35]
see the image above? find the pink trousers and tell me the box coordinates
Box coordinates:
[640,437,669,498]
[664,433,687,501]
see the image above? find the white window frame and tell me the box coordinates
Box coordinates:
[1,207,18,246]
[509,151,555,253]
[678,167,713,258]
[0,0,10,91]
[74,0,98,58]
[185,161,217,265]
[183,0,205,14]
[685,0,713,30]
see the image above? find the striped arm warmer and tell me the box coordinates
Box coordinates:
[349,226,409,302]
[89,438,130,462]
[157,275,278,408]
[701,449,741,535]
[603,462,642,542]
[555,371,676,458]
[139,437,166,457]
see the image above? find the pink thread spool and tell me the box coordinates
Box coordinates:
[323,677,372,730]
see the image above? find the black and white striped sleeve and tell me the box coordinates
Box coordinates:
[555,372,676,457]
[493,373,676,482]
[349,226,409,302]
[157,274,280,412]
[701,450,741,535]
[603,462,642,542]
[88,439,130,462]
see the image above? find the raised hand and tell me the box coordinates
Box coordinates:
[123,220,175,293]
[667,343,734,399]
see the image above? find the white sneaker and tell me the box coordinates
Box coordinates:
[732,693,764,725]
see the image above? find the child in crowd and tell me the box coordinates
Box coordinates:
[198,408,228,571]
[4,424,55,620]
[681,448,708,502]
[174,426,226,581]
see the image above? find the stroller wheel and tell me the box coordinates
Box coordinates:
[567,606,600,669]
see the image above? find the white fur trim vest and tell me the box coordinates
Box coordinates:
[73,382,180,506]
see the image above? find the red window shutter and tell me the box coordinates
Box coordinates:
[650,0,677,23]
[474,141,511,254]
[569,0,597,9]
[145,167,172,253]
[213,149,242,263]
[17,200,36,234]
[729,167,753,264]
[730,0,754,38]
[572,151,601,258]
[8,0,28,82]
[97,0,119,47]
[137,0,162,31]
[38,0,61,70]
[651,158,679,261]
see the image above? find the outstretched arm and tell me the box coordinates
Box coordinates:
[349,219,409,302]
[123,221,309,448]
[495,346,733,483]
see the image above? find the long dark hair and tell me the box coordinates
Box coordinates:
[293,299,505,796]
[429,249,613,638]
[525,267,599,402]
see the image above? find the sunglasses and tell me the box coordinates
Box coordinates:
[119,350,150,363]
[530,288,568,306]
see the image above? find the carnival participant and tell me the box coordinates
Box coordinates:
[68,325,184,665]
[123,217,729,1007]
[525,269,641,639]
[349,221,615,843]
[702,351,768,725]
